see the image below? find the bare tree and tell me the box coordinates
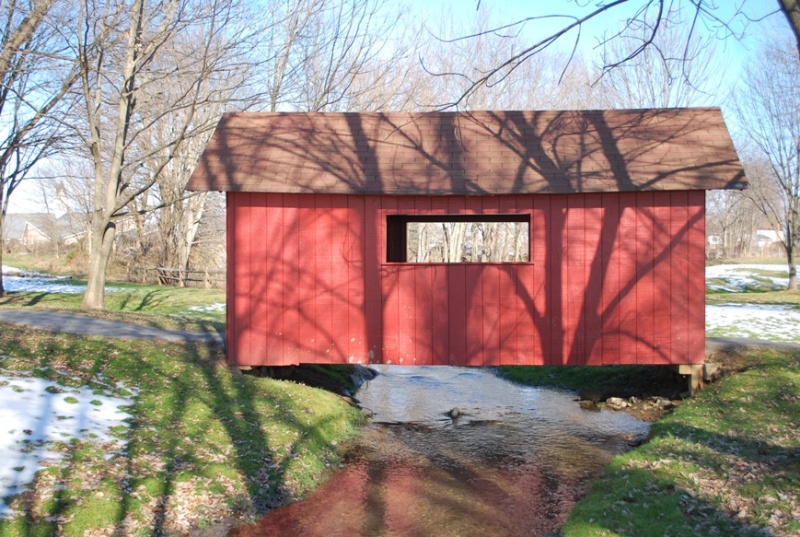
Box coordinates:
[706,189,759,259]
[735,39,800,289]
[69,0,262,309]
[0,0,77,295]
[419,6,589,110]
[428,1,790,107]
[592,11,728,108]
[253,0,409,113]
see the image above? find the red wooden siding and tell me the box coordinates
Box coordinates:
[226,191,706,367]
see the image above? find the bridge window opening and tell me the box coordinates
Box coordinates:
[386,214,530,263]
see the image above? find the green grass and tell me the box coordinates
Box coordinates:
[2,253,84,278]
[498,364,681,400]
[0,323,367,535]
[558,348,800,537]
[706,257,786,267]
[706,289,800,307]
[0,280,225,333]
[500,364,646,392]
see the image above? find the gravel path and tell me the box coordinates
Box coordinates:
[0,309,224,346]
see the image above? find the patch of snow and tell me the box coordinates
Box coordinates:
[1,267,123,294]
[0,372,136,518]
[706,303,800,343]
[706,264,788,291]
[188,302,225,313]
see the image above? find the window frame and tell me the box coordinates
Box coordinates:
[383,212,532,264]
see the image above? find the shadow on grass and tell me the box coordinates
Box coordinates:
[0,324,352,535]
[566,464,781,537]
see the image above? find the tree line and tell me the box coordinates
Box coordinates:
[1,0,798,308]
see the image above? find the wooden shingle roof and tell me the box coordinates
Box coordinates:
[186,107,746,195]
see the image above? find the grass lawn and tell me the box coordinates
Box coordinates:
[0,323,366,536]
[0,281,225,334]
[505,349,800,537]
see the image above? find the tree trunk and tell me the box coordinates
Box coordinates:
[0,187,6,297]
[779,0,800,58]
[81,219,116,309]
[0,222,5,297]
[175,193,207,284]
[789,257,797,291]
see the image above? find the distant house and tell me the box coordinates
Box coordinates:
[188,107,747,368]
[2,213,85,250]
[753,229,784,256]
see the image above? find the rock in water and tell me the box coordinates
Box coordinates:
[446,407,462,419]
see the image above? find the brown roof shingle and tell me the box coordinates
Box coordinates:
[186,108,746,195]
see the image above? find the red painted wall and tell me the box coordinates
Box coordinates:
[227,191,706,367]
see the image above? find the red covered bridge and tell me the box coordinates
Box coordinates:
[187,108,746,368]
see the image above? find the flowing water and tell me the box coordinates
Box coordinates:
[230,366,650,537]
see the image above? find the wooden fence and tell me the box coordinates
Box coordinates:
[127,266,225,288]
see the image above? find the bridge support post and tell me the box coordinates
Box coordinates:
[677,364,720,396]
[678,364,704,395]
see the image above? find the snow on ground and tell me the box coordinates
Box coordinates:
[188,302,225,313]
[0,369,135,518]
[706,264,800,343]
[706,303,800,343]
[705,263,788,291]
[1,266,122,294]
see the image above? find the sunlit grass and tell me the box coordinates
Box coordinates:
[0,323,366,535]
[560,348,800,537]
[0,281,225,333]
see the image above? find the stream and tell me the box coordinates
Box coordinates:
[231,366,649,537]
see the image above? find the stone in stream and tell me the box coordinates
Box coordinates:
[605,397,629,410]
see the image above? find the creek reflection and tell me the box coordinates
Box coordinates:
[230,366,649,537]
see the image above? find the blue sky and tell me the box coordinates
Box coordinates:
[407,0,790,89]
[7,0,792,213]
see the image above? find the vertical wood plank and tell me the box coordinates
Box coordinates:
[226,193,237,365]
[465,264,483,365]
[635,191,655,365]
[266,193,288,365]
[670,190,690,363]
[380,196,400,364]
[430,197,450,364]
[396,197,417,365]
[686,190,706,363]
[448,263,467,366]
[293,194,316,364]
[464,197,485,366]
[531,195,548,365]
[276,194,298,364]
[566,195,585,364]
[250,193,269,364]
[447,197,467,365]
[497,196,520,364]
[346,195,368,363]
[314,194,334,363]
[329,195,351,362]
[364,195,383,364]
[413,196,433,365]
[651,191,673,364]
[600,193,621,365]
[617,192,639,362]
[548,195,569,365]
[234,192,254,365]
[583,193,604,365]
[480,197,501,365]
